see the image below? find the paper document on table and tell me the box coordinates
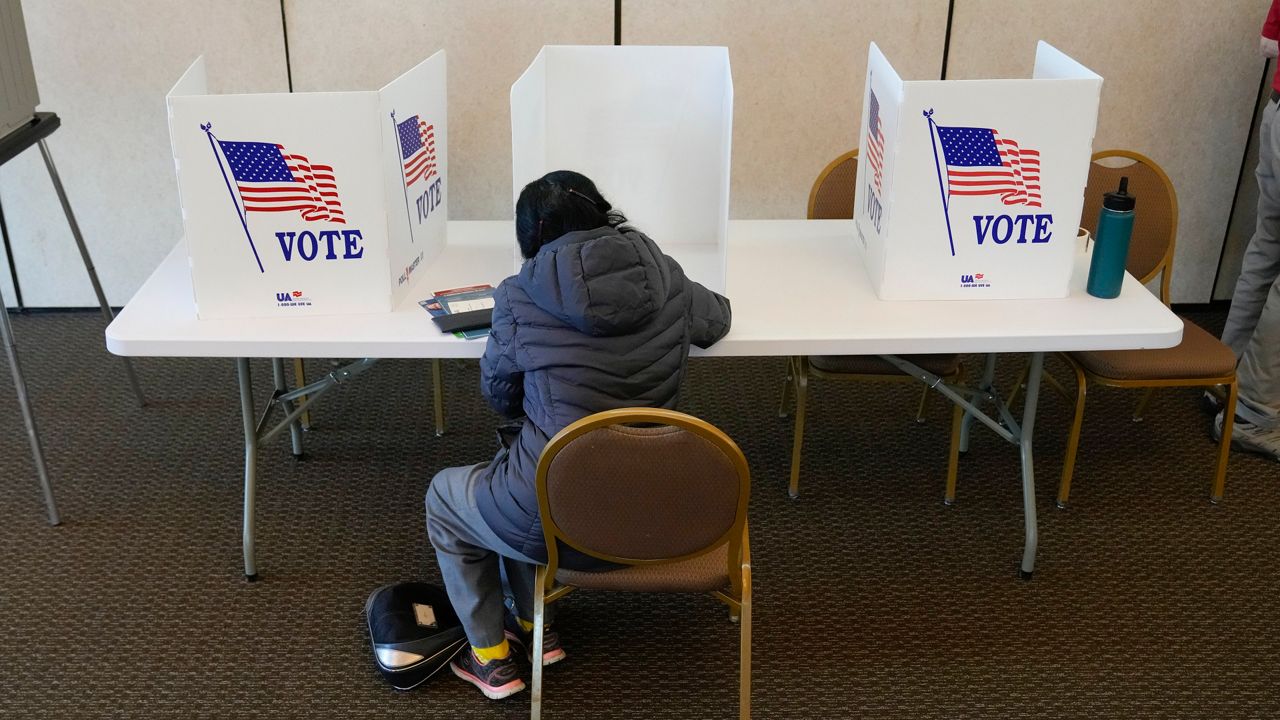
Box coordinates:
[444,297,495,313]
[420,283,495,339]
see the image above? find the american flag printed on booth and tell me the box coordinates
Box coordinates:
[396,115,438,187]
[935,126,1041,208]
[866,89,886,195]
[217,140,346,223]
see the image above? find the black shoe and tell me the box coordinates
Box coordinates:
[450,648,526,700]
[504,598,566,667]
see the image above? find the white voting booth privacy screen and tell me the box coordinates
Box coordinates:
[511,45,733,293]
[166,51,448,319]
[855,41,1102,301]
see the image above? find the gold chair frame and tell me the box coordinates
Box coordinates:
[779,355,965,501]
[288,358,446,435]
[530,408,752,720]
[807,148,860,219]
[1011,149,1238,506]
[782,147,964,499]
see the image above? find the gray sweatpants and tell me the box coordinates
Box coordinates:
[425,458,550,649]
[1223,96,1280,427]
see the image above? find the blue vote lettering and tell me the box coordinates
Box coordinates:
[415,177,444,225]
[865,185,883,234]
[275,229,366,261]
[972,213,1054,246]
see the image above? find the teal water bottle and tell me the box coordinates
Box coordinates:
[1086,177,1136,299]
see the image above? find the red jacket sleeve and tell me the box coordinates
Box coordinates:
[1264,0,1280,40]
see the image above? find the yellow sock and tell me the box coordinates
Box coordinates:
[516,617,534,633]
[472,639,510,665]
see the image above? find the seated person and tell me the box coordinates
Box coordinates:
[425,170,733,700]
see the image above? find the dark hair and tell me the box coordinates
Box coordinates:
[514,170,631,259]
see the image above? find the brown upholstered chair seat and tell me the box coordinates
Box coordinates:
[810,353,961,377]
[532,408,752,719]
[1071,319,1235,380]
[556,544,729,593]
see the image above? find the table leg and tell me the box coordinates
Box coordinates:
[292,358,311,430]
[431,359,445,437]
[960,353,997,452]
[236,358,259,581]
[272,358,305,458]
[1018,352,1045,580]
[38,139,145,408]
[1,289,59,525]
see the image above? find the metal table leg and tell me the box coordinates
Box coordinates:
[960,353,997,452]
[431,359,445,436]
[1,289,59,525]
[1017,352,1045,580]
[38,139,145,408]
[292,358,311,430]
[232,357,377,580]
[883,351,1045,579]
[236,358,259,581]
[272,358,305,458]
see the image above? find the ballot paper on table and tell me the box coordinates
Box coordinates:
[418,284,494,339]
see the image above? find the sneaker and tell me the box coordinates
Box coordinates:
[1214,410,1280,462]
[450,649,526,700]
[504,598,566,667]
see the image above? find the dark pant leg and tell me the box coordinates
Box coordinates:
[425,462,537,648]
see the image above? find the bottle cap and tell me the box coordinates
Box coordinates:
[1103,176,1136,212]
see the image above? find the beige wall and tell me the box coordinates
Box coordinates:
[2,0,1268,306]
[1216,61,1272,300]
[622,0,949,220]
[0,0,288,307]
[947,0,1270,303]
[283,0,613,222]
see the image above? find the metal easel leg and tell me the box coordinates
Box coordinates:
[237,358,259,581]
[272,358,305,458]
[38,139,145,407]
[1,288,59,525]
[1017,352,1045,580]
[0,196,25,310]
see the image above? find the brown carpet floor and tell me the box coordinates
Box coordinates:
[0,308,1277,719]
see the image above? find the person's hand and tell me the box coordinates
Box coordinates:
[1262,35,1279,59]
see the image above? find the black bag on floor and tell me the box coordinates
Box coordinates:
[365,582,467,690]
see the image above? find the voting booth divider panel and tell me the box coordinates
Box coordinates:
[855,41,1102,301]
[510,45,733,294]
[166,51,449,319]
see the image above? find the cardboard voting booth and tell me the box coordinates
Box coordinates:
[855,41,1102,301]
[166,51,449,319]
[510,45,733,293]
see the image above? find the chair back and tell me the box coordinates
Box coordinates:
[1081,150,1178,305]
[807,149,859,219]
[535,408,750,575]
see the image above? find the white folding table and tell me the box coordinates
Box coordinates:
[106,219,1183,580]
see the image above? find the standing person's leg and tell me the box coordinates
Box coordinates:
[426,463,530,699]
[1223,276,1280,459]
[1224,95,1280,356]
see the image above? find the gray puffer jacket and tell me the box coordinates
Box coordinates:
[474,225,732,565]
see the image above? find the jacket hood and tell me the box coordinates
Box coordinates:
[518,226,668,337]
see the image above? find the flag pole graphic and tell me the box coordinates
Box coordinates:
[391,111,417,244]
[202,123,265,273]
[924,109,957,258]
